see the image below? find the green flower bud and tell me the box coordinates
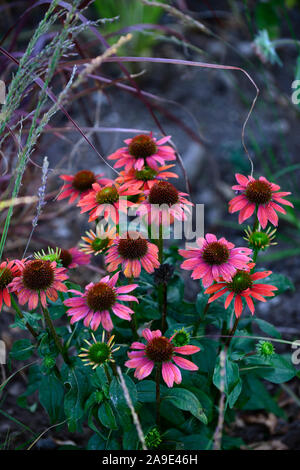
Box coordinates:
[172,328,190,347]
[145,427,162,449]
[256,340,275,358]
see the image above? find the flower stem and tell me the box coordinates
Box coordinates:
[40,302,71,365]
[158,223,163,264]
[225,316,240,348]
[192,300,210,337]
[161,283,167,334]
[104,363,112,383]
[155,364,161,428]
[10,295,39,340]
[129,276,138,340]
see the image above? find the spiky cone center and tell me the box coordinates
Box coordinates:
[96,186,119,204]
[228,270,253,294]
[72,170,96,191]
[86,342,111,365]
[86,282,117,311]
[0,267,14,289]
[248,231,270,249]
[257,340,274,357]
[128,134,157,158]
[59,249,73,268]
[118,236,148,260]
[148,181,179,206]
[22,260,55,291]
[145,336,174,362]
[245,180,272,205]
[135,167,157,181]
[202,242,229,266]
[172,330,190,347]
[91,237,109,253]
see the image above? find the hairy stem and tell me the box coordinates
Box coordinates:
[40,302,71,365]
[155,364,161,428]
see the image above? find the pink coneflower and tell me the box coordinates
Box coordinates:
[63,271,138,331]
[229,174,294,228]
[179,234,252,288]
[77,182,140,223]
[116,164,178,193]
[204,263,277,318]
[105,231,160,278]
[125,328,200,388]
[58,170,112,204]
[138,181,193,225]
[9,259,68,310]
[108,134,176,172]
[0,260,20,311]
[58,247,91,269]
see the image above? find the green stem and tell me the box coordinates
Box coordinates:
[129,276,138,340]
[225,316,240,348]
[161,283,167,334]
[104,364,112,383]
[155,364,161,428]
[40,302,71,365]
[10,295,39,340]
[158,223,163,264]
[192,300,210,337]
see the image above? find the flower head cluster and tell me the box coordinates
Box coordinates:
[108,134,176,172]
[125,328,200,387]
[58,170,112,204]
[229,174,293,228]
[205,263,277,318]
[64,271,138,331]
[77,182,140,223]
[0,260,20,311]
[179,234,252,288]
[79,331,119,369]
[9,259,68,310]
[105,231,160,278]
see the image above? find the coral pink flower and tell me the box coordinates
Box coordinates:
[116,164,178,193]
[58,170,112,204]
[105,231,160,278]
[9,259,68,310]
[0,260,20,311]
[108,134,176,172]
[204,263,277,318]
[229,174,294,228]
[77,182,140,223]
[179,234,252,288]
[125,328,200,387]
[63,271,138,331]
[138,181,193,225]
[58,247,91,269]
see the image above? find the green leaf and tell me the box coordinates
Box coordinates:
[256,354,296,384]
[254,318,281,339]
[109,376,137,430]
[213,356,242,408]
[98,401,118,430]
[163,388,207,424]
[63,361,93,432]
[136,380,156,403]
[180,433,212,450]
[39,373,65,424]
[87,433,106,450]
[241,374,285,417]
[10,339,35,361]
[262,272,294,296]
